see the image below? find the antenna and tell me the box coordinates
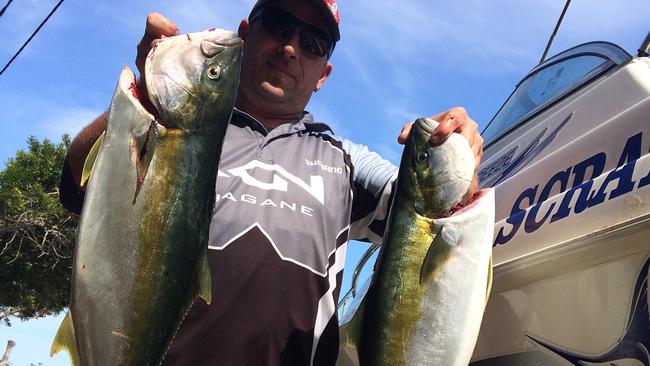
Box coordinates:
[539,0,571,65]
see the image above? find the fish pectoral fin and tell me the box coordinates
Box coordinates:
[419,226,453,286]
[80,130,106,187]
[50,312,81,366]
[131,121,159,203]
[485,255,493,307]
[193,247,212,305]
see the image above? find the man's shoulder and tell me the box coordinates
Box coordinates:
[299,112,335,135]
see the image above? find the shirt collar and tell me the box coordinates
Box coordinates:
[232,109,334,135]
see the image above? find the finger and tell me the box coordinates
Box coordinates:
[427,110,448,144]
[457,116,478,143]
[428,110,447,124]
[457,118,482,171]
[430,107,468,145]
[430,113,463,145]
[473,135,484,170]
[145,12,180,38]
[397,123,413,145]
[136,13,180,76]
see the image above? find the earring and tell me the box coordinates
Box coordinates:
[313,88,319,92]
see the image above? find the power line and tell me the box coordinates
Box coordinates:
[0,0,65,76]
[0,0,14,18]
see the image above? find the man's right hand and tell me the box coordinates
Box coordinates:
[60,13,180,213]
[135,13,180,81]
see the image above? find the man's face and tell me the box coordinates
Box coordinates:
[237,0,333,117]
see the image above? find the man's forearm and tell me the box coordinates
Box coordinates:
[59,111,108,214]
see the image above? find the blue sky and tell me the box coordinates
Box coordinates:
[0,0,647,365]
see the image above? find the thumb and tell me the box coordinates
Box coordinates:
[398,123,413,145]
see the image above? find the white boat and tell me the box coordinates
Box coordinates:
[471,36,650,365]
[338,34,650,365]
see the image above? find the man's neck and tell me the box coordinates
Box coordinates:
[235,95,303,130]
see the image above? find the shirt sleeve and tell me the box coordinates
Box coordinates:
[341,139,398,244]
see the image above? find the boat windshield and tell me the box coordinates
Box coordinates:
[481,42,634,145]
[482,54,607,144]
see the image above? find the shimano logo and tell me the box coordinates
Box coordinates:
[305,159,343,175]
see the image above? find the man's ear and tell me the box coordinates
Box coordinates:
[238,19,250,40]
[316,62,333,90]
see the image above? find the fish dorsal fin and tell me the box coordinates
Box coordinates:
[420,226,455,286]
[80,131,106,187]
[193,247,212,304]
[485,255,493,307]
[131,121,159,203]
[50,312,81,366]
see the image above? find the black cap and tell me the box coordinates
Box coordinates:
[249,0,341,42]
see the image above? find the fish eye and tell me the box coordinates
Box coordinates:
[417,151,428,162]
[207,65,222,80]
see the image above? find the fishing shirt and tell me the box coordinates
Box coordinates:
[161,109,398,366]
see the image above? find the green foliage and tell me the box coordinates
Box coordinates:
[0,136,78,322]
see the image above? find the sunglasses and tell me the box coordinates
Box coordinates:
[251,6,334,58]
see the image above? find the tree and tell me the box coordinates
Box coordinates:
[0,136,78,323]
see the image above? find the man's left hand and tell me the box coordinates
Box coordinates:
[398,107,484,204]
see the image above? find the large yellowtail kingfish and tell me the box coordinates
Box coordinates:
[338,118,495,365]
[50,29,242,365]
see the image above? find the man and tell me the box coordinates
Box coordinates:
[59,0,484,365]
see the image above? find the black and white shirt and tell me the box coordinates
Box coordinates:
[162,109,397,366]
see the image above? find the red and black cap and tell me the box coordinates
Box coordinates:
[249,0,341,42]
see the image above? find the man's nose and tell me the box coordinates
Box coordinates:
[279,29,300,59]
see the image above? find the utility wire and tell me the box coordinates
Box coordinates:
[0,0,64,76]
[0,0,14,18]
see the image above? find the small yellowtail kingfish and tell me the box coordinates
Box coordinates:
[338,117,495,366]
[50,29,242,366]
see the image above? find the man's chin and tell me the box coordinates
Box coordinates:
[259,82,289,99]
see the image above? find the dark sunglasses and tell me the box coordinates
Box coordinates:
[251,6,334,58]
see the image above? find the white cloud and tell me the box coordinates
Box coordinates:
[0,89,102,167]
[38,106,102,140]
[340,1,554,75]
[1,0,646,169]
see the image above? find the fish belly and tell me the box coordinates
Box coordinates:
[406,191,494,366]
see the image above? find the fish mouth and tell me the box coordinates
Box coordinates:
[415,117,438,136]
[127,72,162,123]
[216,36,242,47]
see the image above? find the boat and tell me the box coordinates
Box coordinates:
[338,31,650,365]
[471,32,650,365]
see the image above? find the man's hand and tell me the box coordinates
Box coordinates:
[135,13,180,81]
[398,107,484,204]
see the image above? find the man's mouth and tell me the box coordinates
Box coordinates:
[267,62,294,78]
